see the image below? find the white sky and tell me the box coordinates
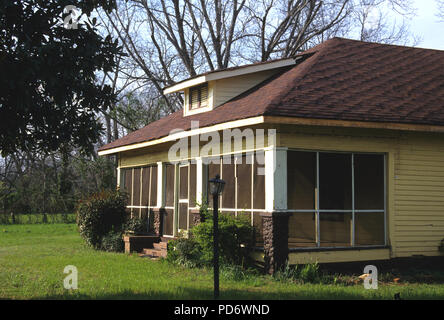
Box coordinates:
[410,0,444,50]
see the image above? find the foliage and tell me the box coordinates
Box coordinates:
[191,208,255,267]
[0,153,116,216]
[0,0,122,155]
[273,261,321,284]
[167,206,255,268]
[75,189,127,249]
[123,216,147,235]
[166,237,203,268]
[101,230,124,252]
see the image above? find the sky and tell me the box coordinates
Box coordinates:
[410,0,444,50]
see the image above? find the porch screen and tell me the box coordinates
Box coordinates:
[287,151,386,248]
[205,152,265,246]
[120,165,158,230]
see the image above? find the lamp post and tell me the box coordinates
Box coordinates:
[209,174,225,299]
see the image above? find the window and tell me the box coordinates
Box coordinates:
[189,84,208,110]
[119,165,158,232]
[287,151,386,248]
[205,153,266,246]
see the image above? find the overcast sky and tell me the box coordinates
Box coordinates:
[410,0,444,50]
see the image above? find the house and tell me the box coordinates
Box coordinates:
[98,37,444,273]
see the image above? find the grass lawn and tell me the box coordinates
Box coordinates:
[1,223,444,300]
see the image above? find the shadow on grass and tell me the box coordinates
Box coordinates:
[31,287,368,300]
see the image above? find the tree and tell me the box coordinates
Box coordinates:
[438,0,444,20]
[0,0,123,156]
[101,0,416,116]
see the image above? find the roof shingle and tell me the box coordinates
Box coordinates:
[99,37,444,152]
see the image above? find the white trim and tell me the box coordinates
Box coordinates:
[163,58,296,94]
[156,162,163,208]
[98,116,265,156]
[196,157,203,204]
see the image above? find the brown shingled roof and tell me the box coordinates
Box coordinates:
[99,37,444,152]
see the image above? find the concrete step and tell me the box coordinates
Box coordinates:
[153,241,168,250]
[142,248,167,258]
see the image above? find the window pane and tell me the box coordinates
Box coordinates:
[190,88,199,109]
[222,161,235,209]
[178,203,188,230]
[253,212,263,246]
[133,168,141,206]
[165,164,175,207]
[189,163,197,207]
[163,208,174,236]
[207,160,221,207]
[253,151,265,209]
[319,153,352,210]
[320,212,352,247]
[123,168,132,207]
[200,85,208,107]
[287,151,316,210]
[288,212,316,248]
[179,166,188,200]
[354,154,385,210]
[236,155,252,210]
[355,212,385,246]
[141,167,150,206]
[150,167,157,207]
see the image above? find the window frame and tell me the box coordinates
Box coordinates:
[287,149,387,249]
[189,83,208,110]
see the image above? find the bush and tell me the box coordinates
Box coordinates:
[191,209,255,267]
[167,206,255,268]
[167,237,203,268]
[76,189,127,250]
[101,231,125,252]
[123,216,147,234]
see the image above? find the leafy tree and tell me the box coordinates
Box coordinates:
[0,0,122,156]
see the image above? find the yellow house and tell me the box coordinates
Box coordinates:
[98,37,444,273]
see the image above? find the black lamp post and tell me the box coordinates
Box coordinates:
[209,174,225,299]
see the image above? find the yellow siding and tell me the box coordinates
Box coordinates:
[213,69,281,107]
[393,133,444,257]
[289,248,390,264]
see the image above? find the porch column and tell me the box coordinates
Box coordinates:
[263,147,289,274]
[153,162,165,236]
[261,212,290,274]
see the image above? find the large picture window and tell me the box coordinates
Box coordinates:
[287,151,386,249]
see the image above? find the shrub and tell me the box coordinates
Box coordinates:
[101,231,125,252]
[76,189,127,249]
[189,207,255,267]
[123,216,147,234]
[167,237,203,268]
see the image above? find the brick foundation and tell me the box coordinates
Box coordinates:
[260,212,290,274]
[152,208,166,236]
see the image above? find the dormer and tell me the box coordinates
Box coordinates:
[163,58,297,117]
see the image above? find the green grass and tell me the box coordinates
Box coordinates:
[1,224,444,299]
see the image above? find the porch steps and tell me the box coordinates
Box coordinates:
[139,240,169,259]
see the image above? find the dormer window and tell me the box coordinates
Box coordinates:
[189,84,208,110]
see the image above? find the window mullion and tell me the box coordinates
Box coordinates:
[316,151,320,247]
[351,153,355,247]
